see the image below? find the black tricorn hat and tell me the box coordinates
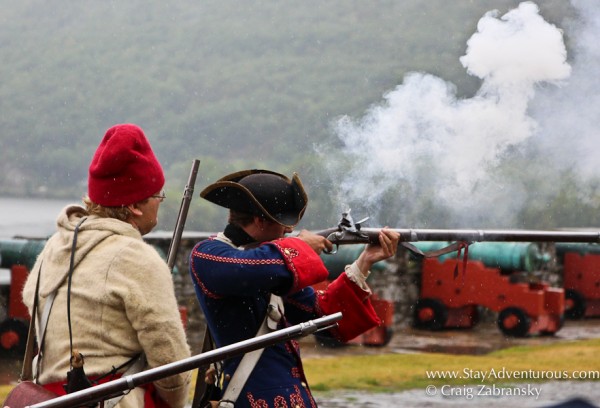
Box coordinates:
[200,169,308,228]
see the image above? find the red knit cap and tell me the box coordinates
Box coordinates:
[88,124,165,206]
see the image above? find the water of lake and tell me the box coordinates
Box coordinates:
[0,197,81,239]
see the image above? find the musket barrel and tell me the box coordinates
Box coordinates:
[358,228,600,244]
[167,159,200,271]
[28,312,342,408]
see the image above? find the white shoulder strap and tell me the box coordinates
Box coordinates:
[103,354,147,408]
[218,294,284,408]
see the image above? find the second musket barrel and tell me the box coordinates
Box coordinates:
[411,241,551,272]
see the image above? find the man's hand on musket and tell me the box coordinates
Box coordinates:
[204,365,218,385]
[356,228,400,276]
[296,229,334,255]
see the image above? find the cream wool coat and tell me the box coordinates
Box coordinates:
[22,205,191,408]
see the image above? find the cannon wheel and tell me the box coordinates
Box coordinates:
[497,307,531,337]
[564,289,586,320]
[413,298,448,331]
[0,318,29,356]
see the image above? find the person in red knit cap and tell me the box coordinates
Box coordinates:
[22,124,191,407]
[189,169,400,407]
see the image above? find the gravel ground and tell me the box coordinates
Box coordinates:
[314,381,600,407]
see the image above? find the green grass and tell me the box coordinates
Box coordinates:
[2,339,599,402]
[303,338,600,393]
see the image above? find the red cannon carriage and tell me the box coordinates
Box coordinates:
[413,257,564,337]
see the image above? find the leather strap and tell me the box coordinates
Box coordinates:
[20,266,42,382]
[400,240,471,259]
[401,240,471,279]
[33,217,87,381]
[67,217,87,368]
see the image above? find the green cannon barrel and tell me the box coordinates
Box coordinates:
[320,245,390,280]
[411,241,551,272]
[0,239,47,271]
[0,238,174,273]
[555,243,600,262]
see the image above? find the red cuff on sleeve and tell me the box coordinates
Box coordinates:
[271,237,329,293]
[317,273,380,342]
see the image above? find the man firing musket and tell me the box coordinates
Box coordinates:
[188,169,401,407]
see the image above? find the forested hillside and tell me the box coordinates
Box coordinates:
[2,0,598,232]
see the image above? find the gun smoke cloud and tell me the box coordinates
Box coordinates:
[321,1,599,228]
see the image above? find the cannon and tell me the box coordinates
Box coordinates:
[0,238,178,356]
[0,239,47,355]
[413,257,564,337]
[409,242,563,337]
[411,241,551,273]
[554,243,600,319]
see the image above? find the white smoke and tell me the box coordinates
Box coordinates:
[322,1,594,228]
[529,0,600,178]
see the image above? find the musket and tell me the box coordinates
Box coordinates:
[167,159,201,270]
[27,313,342,408]
[317,210,600,256]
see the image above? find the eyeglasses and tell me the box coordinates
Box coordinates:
[151,190,166,202]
